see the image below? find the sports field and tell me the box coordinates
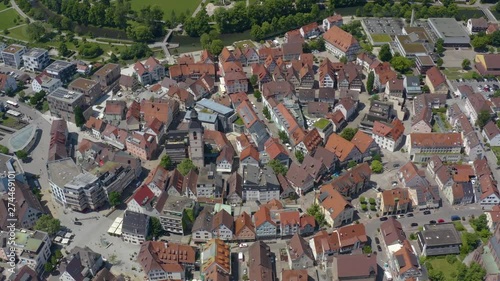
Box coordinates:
[130,0,203,20]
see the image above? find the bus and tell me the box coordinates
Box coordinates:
[6,110,21,117]
[6,100,18,108]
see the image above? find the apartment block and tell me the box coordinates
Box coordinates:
[0,229,51,273]
[45,60,76,82]
[22,48,50,72]
[2,44,26,69]
[47,88,86,123]
[68,78,102,104]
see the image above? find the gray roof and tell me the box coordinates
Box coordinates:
[23,48,47,58]
[420,223,462,246]
[196,98,234,115]
[185,110,218,124]
[161,195,195,214]
[122,210,149,235]
[405,76,420,87]
[192,206,214,232]
[47,158,81,188]
[248,120,270,150]
[428,18,470,45]
[69,246,102,272]
[48,87,84,103]
[46,60,74,72]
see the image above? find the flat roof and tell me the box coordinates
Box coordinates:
[428,18,470,44]
[8,124,38,152]
[46,60,74,72]
[362,18,404,36]
[23,48,47,58]
[47,158,81,188]
[2,44,25,54]
[420,223,462,246]
[196,98,234,115]
[69,78,98,90]
[48,87,84,103]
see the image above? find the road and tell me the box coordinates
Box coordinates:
[10,0,34,22]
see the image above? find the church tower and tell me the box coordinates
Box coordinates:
[188,110,204,167]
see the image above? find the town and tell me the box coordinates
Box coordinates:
[0,0,499,281]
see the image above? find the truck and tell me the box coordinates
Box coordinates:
[238,252,244,261]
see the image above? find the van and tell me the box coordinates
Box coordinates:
[451,215,461,221]
[238,252,244,261]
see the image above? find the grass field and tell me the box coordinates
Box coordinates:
[0,2,9,11]
[491,146,500,163]
[7,25,28,40]
[425,257,459,281]
[130,0,202,20]
[442,67,477,80]
[0,8,22,31]
[371,34,392,43]
[456,8,486,20]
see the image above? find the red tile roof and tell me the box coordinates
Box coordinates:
[323,26,358,52]
[426,66,446,88]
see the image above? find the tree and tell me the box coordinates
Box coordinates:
[390,56,414,73]
[15,150,28,160]
[78,42,103,59]
[471,35,491,50]
[150,217,164,239]
[58,42,70,57]
[348,160,357,169]
[34,215,61,236]
[74,106,85,127]
[263,106,271,120]
[379,44,393,62]
[372,153,382,162]
[44,262,55,273]
[26,22,46,42]
[340,128,358,141]
[435,38,445,55]
[250,75,258,87]
[160,155,172,169]
[462,59,471,70]
[492,30,500,47]
[177,159,197,176]
[428,270,445,281]
[366,72,374,95]
[108,191,121,207]
[295,150,304,163]
[362,245,372,254]
[0,145,8,154]
[126,25,154,42]
[55,250,63,259]
[268,159,288,175]
[184,8,210,37]
[254,90,262,102]
[209,39,224,56]
[278,130,289,143]
[476,109,491,129]
[306,204,327,227]
[470,214,489,232]
[371,160,383,173]
[340,56,348,63]
[436,57,443,68]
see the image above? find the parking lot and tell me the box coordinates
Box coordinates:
[451,77,500,97]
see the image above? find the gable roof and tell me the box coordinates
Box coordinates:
[426,66,446,88]
[483,121,500,141]
[234,212,255,236]
[288,233,315,262]
[350,130,375,154]
[323,26,358,52]
[324,133,357,162]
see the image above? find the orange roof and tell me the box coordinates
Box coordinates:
[234,212,255,236]
[451,164,474,183]
[335,224,367,246]
[372,119,405,141]
[409,133,462,148]
[264,138,288,160]
[300,214,316,229]
[325,133,357,162]
[275,103,299,135]
[350,130,375,154]
[382,188,412,207]
[254,206,275,228]
[262,198,284,210]
[301,129,323,153]
[317,185,352,220]
[487,205,500,223]
[426,66,446,88]
[323,26,358,52]
[140,99,178,124]
[240,145,259,162]
[236,133,252,150]
[279,211,300,226]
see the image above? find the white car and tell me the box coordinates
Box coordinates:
[239,243,248,248]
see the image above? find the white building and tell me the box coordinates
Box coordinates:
[22,48,50,72]
[31,74,62,93]
[323,26,361,61]
[372,119,405,152]
[2,44,26,69]
[482,121,500,146]
[121,210,149,244]
[0,229,51,273]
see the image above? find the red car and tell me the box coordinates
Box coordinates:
[438,219,445,223]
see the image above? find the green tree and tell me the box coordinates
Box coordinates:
[160,155,172,169]
[391,56,414,73]
[200,33,211,49]
[0,145,9,154]
[362,245,372,254]
[471,35,491,50]
[250,75,258,87]
[436,57,444,68]
[74,106,85,127]
[340,128,358,141]
[348,160,357,169]
[268,159,288,175]
[263,106,271,120]
[295,150,304,163]
[58,42,70,57]
[470,214,489,232]
[462,59,471,70]
[108,191,121,207]
[476,109,491,129]
[366,71,374,95]
[126,25,154,42]
[55,250,63,259]
[306,204,327,227]
[254,90,262,102]
[15,150,28,160]
[370,160,383,173]
[26,22,46,42]
[34,215,61,236]
[379,44,393,62]
[149,217,164,239]
[177,159,197,176]
[340,56,348,63]
[435,38,445,55]
[78,42,103,59]
[209,39,224,56]
[372,153,382,162]
[44,262,55,273]
[184,8,210,37]
[428,270,445,281]
[278,130,289,143]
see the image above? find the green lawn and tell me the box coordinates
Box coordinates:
[0,2,10,11]
[371,34,392,43]
[491,146,500,163]
[234,40,257,49]
[442,67,478,80]
[130,0,202,20]
[425,257,460,281]
[0,8,22,31]
[7,24,28,40]
[313,118,330,130]
[453,221,466,232]
[456,8,486,20]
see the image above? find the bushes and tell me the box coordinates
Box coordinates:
[78,42,103,59]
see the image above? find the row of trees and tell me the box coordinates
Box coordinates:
[356,1,460,20]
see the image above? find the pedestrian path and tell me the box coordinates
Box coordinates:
[0,7,12,13]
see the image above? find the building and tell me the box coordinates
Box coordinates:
[482,121,500,146]
[60,246,104,279]
[404,76,422,97]
[234,211,255,241]
[0,73,17,94]
[465,92,494,125]
[242,166,280,202]
[425,66,448,95]
[393,35,429,59]
[200,239,231,279]
[391,240,422,280]
[2,44,26,69]
[68,78,102,104]
[428,18,471,47]
[137,241,195,281]
[126,132,158,161]
[323,14,343,31]
[0,229,51,273]
[45,60,77,82]
[12,181,44,229]
[31,73,62,93]
[467,18,489,34]
[475,54,500,76]
[121,210,149,244]
[254,206,278,239]
[323,26,361,61]
[93,63,121,90]
[191,207,213,243]
[134,57,165,85]
[407,133,463,163]
[418,223,462,256]
[287,233,315,269]
[372,119,405,152]
[21,48,49,73]
[332,254,377,281]
[316,185,354,227]
[380,218,406,254]
[47,88,86,123]
[211,210,234,241]
[379,188,412,215]
[159,195,197,234]
[415,55,435,75]
[248,241,275,281]
[281,270,309,281]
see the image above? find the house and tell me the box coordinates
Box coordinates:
[380,218,406,254]
[350,130,379,160]
[211,209,234,241]
[223,70,248,94]
[169,63,216,82]
[234,212,255,241]
[279,211,301,237]
[475,54,500,76]
[286,162,315,195]
[316,185,354,227]
[467,18,489,34]
[0,229,51,273]
[240,145,260,169]
[282,42,303,61]
[486,206,500,232]
[356,52,380,72]
[425,66,448,95]
[84,116,107,139]
[372,119,405,152]
[299,214,316,236]
[119,74,139,91]
[373,62,397,92]
[264,137,290,167]
[444,182,475,205]
[287,233,315,270]
[379,188,412,215]
[31,73,62,93]
[417,223,462,256]
[333,97,358,121]
[327,163,371,198]
[412,184,441,210]
[385,78,405,104]
[254,206,278,239]
[140,98,178,128]
[12,182,44,229]
[0,73,17,93]
[324,134,361,166]
[465,92,493,126]
[93,63,121,91]
[226,172,243,205]
[337,63,363,91]
[134,57,165,85]
[407,133,463,163]
[300,22,320,39]
[404,75,422,97]
[137,241,195,281]
[398,161,428,188]
[281,270,309,281]
[191,207,214,243]
[121,210,149,244]
[2,44,26,69]
[482,121,500,146]
[478,175,500,209]
[200,239,231,280]
[323,14,343,31]
[166,86,195,110]
[242,165,280,202]
[126,132,158,161]
[248,241,275,281]
[59,247,104,281]
[391,240,422,280]
[332,254,377,281]
[323,26,361,61]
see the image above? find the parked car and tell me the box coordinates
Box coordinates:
[397,214,405,218]
[379,217,388,221]
[74,221,82,225]
[451,215,461,221]
[375,237,380,244]
[438,219,445,223]
[429,220,437,224]
[239,243,248,248]
[411,223,419,227]
[406,213,414,217]
[423,210,431,215]
[377,245,382,252]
